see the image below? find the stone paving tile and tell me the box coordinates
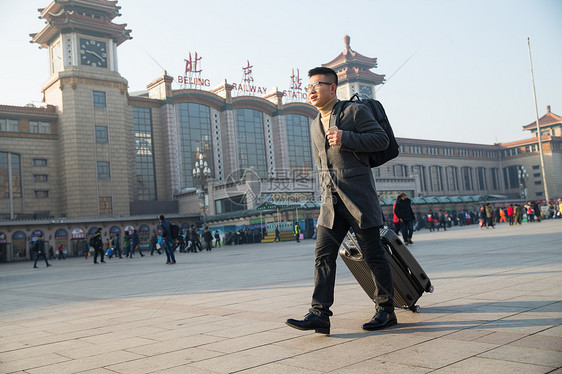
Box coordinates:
[188,344,307,373]
[277,333,430,372]
[199,329,298,354]
[239,362,324,373]
[24,350,145,374]
[58,336,157,359]
[125,334,227,356]
[375,338,498,370]
[508,333,562,352]
[104,347,223,374]
[431,356,555,373]
[478,344,562,368]
[330,359,431,374]
[0,352,70,373]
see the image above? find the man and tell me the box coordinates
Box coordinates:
[294,222,301,242]
[202,226,213,251]
[285,67,395,335]
[33,234,51,268]
[91,228,105,264]
[112,233,123,258]
[395,192,415,244]
[158,215,176,264]
[274,226,281,242]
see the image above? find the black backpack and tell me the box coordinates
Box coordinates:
[333,94,399,167]
[170,224,180,240]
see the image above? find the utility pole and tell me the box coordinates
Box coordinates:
[527,37,550,204]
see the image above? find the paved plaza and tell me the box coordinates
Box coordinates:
[1,220,561,373]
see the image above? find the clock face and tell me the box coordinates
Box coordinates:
[80,38,107,68]
[359,85,373,99]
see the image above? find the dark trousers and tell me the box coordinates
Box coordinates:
[34,252,49,267]
[401,220,413,242]
[311,197,394,317]
[164,238,175,263]
[204,240,212,251]
[93,247,104,263]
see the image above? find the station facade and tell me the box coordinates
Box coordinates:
[1,0,561,262]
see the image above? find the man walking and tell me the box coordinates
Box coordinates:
[395,192,415,244]
[202,226,213,251]
[33,234,51,268]
[91,228,105,264]
[274,226,281,242]
[285,67,395,335]
[158,215,176,264]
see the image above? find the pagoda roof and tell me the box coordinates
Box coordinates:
[30,0,131,47]
[323,35,379,69]
[322,35,385,86]
[523,105,562,130]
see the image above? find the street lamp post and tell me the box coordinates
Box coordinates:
[518,165,529,200]
[192,154,212,225]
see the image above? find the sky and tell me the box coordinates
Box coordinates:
[1,0,561,145]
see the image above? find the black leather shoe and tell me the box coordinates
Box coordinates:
[362,310,397,331]
[286,312,330,335]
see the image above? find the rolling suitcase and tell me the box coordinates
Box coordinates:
[339,228,433,312]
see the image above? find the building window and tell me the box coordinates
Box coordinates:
[39,122,50,134]
[461,167,473,191]
[33,158,47,166]
[34,190,49,198]
[235,108,267,177]
[177,103,213,189]
[503,165,519,189]
[373,168,380,177]
[29,121,39,133]
[532,165,540,170]
[97,161,110,179]
[533,173,541,178]
[95,126,108,143]
[394,165,408,178]
[0,152,22,198]
[93,91,106,108]
[476,167,487,191]
[491,168,499,191]
[286,114,313,172]
[133,107,156,200]
[33,174,48,182]
[446,166,459,191]
[534,180,542,185]
[429,166,443,191]
[1,119,19,132]
[99,197,113,214]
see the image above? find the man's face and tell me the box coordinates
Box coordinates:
[307,74,336,108]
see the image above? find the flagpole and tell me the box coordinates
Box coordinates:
[527,37,550,204]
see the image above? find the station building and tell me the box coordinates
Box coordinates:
[1,0,560,262]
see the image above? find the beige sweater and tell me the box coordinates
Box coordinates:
[318,96,338,134]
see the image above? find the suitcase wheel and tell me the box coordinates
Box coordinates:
[426,284,434,293]
[409,305,421,313]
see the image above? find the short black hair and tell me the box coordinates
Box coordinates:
[159,215,165,220]
[308,66,338,86]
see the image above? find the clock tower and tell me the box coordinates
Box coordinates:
[31,0,133,218]
[322,35,385,100]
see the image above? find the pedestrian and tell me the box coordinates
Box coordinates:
[294,222,301,242]
[202,226,213,251]
[83,238,90,259]
[48,244,55,260]
[190,225,202,252]
[56,243,65,260]
[124,231,131,258]
[158,215,176,264]
[33,234,51,268]
[214,230,221,248]
[439,209,448,231]
[507,204,514,225]
[526,202,535,223]
[112,233,122,258]
[395,192,415,244]
[514,204,523,224]
[274,226,281,242]
[150,230,161,255]
[131,230,144,257]
[392,199,401,235]
[485,203,495,228]
[91,228,105,264]
[285,67,395,334]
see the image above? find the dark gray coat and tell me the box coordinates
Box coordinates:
[311,101,389,229]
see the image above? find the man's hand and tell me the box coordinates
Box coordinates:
[326,129,342,147]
